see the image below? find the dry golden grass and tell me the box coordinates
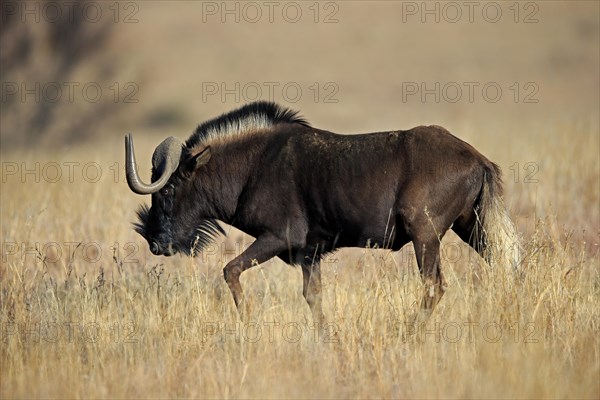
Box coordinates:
[1,120,598,399]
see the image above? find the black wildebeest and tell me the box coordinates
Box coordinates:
[126,101,519,323]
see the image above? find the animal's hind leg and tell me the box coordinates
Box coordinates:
[412,237,445,312]
[452,212,488,262]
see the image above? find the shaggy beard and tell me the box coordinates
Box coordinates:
[133,203,224,256]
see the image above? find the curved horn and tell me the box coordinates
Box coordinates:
[125,134,182,195]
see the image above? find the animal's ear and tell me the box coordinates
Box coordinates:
[182,146,211,179]
[192,146,212,169]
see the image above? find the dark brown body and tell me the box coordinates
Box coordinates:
[127,102,518,323]
[225,125,489,254]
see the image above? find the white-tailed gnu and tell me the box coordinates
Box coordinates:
[125,101,521,324]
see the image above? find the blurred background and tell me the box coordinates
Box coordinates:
[2,1,598,141]
[1,0,599,243]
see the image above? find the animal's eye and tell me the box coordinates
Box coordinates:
[160,187,170,196]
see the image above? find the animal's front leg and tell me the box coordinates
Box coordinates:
[301,260,325,325]
[223,233,289,311]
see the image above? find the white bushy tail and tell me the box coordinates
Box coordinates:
[476,166,522,271]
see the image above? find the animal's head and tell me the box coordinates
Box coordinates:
[125,134,223,256]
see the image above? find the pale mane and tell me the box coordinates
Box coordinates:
[185,101,310,151]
